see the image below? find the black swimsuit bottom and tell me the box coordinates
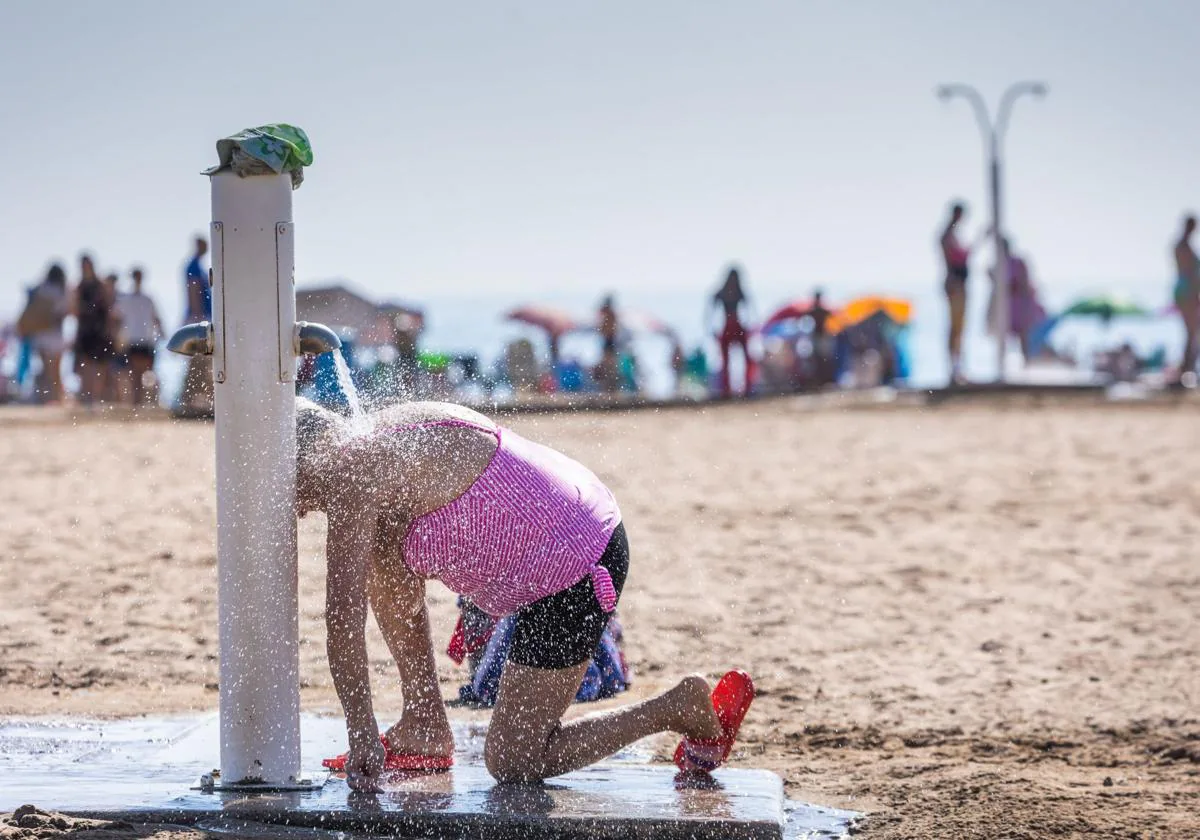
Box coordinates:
[507,523,629,670]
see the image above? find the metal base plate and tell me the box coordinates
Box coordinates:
[0,714,858,839]
[194,775,326,794]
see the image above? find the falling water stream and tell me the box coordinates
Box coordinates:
[331,349,370,434]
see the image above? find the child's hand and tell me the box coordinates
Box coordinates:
[345,735,386,791]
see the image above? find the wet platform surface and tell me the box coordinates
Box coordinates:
[0,715,857,839]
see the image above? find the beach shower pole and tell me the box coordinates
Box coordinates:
[937,81,1047,383]
[210,171,303,787]
[169,170,338,788]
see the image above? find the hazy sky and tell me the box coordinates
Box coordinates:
[3,0,1198,327]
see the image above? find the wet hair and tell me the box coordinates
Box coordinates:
[950,202,965,218]
[296,397,346,476]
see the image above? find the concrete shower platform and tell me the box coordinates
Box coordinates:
[0,715,858,839]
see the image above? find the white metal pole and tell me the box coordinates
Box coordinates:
[210,171,301,786]
[991,153,1008,383]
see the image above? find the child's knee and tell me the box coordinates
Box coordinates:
[484,730,545,783]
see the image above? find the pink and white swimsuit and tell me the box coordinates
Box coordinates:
[397,419,622,618]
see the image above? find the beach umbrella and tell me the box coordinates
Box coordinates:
[762,299,822,329]
[504,305,580,337]
[615,309,676,338]
[833,296,913,331]
[569,308,677,339]
[1060,296,1148,323]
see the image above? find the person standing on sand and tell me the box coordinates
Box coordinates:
[102,273,124,402]
[810,288,834,386]
[17,264,70,403]
[183,236,211,325]
[179,236,214,411]
[73,255,112,406]
[938,202,988,385]
[597,294,620,393]
[989,238,1045,366]
[1172,214,1199,385]
[297,398,755,790]
[710,266,756,397]
[118,267,164,406]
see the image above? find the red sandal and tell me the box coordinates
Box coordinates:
[673,670,755,773]
[322,734,454,773]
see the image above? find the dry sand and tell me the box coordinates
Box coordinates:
[1,399,1197,838]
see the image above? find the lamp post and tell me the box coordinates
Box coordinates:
[937,81,1047,383]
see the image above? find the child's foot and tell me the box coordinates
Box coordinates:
[384,714,455,760]
[673,670,756,774]
[672,675,722,742]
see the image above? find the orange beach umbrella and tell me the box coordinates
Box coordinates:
[829,296,913,332]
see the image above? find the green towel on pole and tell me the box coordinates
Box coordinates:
[204,124,313,188]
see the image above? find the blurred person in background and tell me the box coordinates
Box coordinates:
[16,263,70,403]
[118,267,164,406]
[103,272,123,401]
[810,288,834,386]
[1172,214,1198,386]
[393,309,424,398]
[710,266,756,397]
[179,236,214,411]
[184,235,211,325]
[939,201,988,385]
[73,254,112,406]
[596,294,620,393]
[669,334,686,396]
[990,237,1046,366]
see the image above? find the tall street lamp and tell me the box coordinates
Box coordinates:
[937,81,1047,383]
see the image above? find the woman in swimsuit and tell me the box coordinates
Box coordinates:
[711,266,756,397]
[938,203,975,384]
[297,398,754,790]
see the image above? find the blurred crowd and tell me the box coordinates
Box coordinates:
[6,200,1191,411]
[3,237,211,409]
[11,255,164,407]
[938,200,1196,387]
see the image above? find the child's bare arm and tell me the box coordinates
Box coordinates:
[325,490,380,745]
[369,548,443,716]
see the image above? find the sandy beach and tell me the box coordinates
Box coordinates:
[1,398,1197,838]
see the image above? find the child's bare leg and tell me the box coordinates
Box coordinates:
[484,662,721,783]
[367,560,453,756]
